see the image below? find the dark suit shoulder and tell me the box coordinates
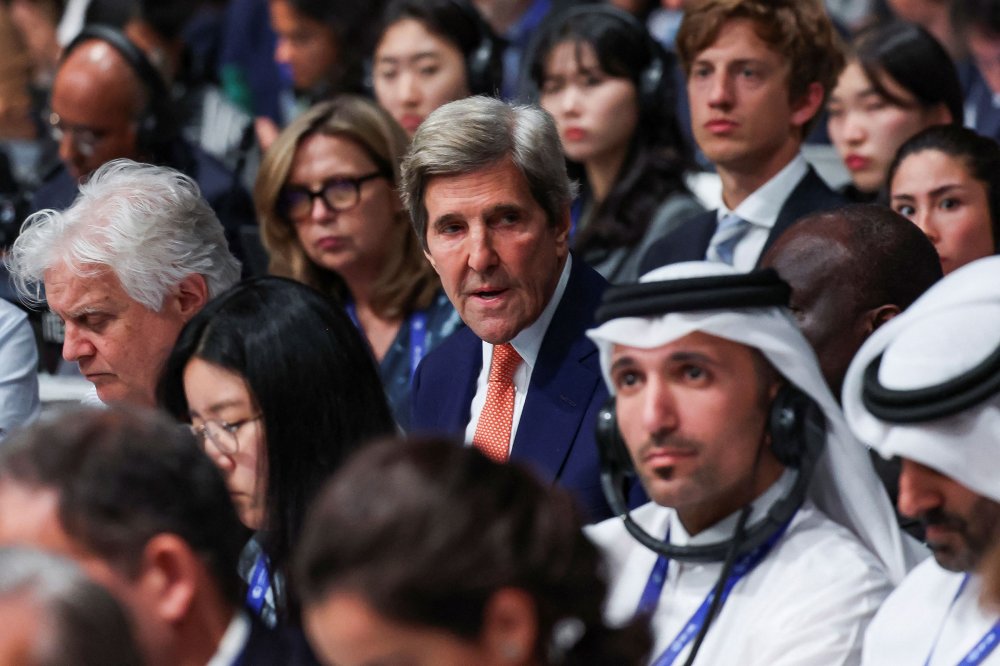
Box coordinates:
[638,209,717,277]
[240,618,321,666]
[30,166,77,213]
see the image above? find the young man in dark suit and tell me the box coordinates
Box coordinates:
[641,0,846,273]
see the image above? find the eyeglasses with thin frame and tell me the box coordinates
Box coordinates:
[47,111,110,158]
[190,415,262,457]
[278,172,385,222]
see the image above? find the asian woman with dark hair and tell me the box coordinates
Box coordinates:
[888,125,1000,274]
[530,5,702,284]
[827,20,962,201]
[372,0,502,136]
[296,437,651,666]
[269,0,383,99]
[157,276,396,627]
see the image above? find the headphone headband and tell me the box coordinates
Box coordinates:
[60,25,177,150]
[596,268,791,324]
[535,4,671,110]
[63,25,171,102]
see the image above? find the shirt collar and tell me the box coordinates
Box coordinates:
[718,153,809,229]
[667,468,797,547]
[206,611,251,666]
[488,254,572,371]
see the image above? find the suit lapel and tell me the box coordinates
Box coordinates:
[434,328,482,434]
[510,260,605,481]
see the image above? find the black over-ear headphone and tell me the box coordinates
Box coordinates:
[60,25,178,156]
[862,339,1000,423]
[541,4,670,112]
[447,0,502,96]
[594,269,826,563]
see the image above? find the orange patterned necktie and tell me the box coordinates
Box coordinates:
[472,343,522,462]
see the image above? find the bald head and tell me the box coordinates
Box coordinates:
[761,204,942,397]
[51,39,147,180]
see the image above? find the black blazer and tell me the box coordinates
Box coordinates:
[639,167,846,275]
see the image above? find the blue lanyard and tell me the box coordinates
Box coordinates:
[636,515,794,666]
[408,311,428,378]
[346,304,428,378]
[245,552,271,615]
[924,574,1000,666]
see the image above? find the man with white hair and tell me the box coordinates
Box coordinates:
[4,159,241,407]
[585,262,919,665]
[842,256,1000,666]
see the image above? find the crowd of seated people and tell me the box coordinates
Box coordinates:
[3,0,1000,664]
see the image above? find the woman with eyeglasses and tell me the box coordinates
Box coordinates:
[254,95,460,429]
[157,275,396,628]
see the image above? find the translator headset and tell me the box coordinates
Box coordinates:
[593,269,827,665]
[448,0,503,97]
[59,25,179,159]
[535,4,671,112]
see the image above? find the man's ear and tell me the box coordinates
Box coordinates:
[423,247,438,271]
[136,534,199,626]
[864,304,901,334]
[480,588,538,665]
[790,81,825,131]
[173,274,209,322]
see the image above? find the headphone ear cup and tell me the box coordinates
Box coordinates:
[638,40,669,112]
[768,385,824,468]
[596,397,636,478]
[458,0,500,96]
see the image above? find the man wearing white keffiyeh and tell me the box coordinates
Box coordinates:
[842,256,1000,666]
[585,261,923,666]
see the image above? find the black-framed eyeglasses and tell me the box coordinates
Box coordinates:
[278,172,385,222]
[190,415,262,457]
[47,111,111,158]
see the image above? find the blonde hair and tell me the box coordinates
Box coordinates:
[254,95,438,318]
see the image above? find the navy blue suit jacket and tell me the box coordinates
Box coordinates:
[411,258,625,522]
[639,167,845,274]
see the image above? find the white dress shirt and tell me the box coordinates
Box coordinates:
[464,255,573,450]
[714,153,809,271]
[863,560,1000,665]
[587,472,892,665]
[206,611,251,666]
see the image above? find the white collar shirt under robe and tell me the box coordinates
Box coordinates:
[863,558,1000,666]
[587,474,893,666]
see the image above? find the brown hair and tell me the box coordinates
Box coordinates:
[676,0,844,129]
[255,95,439,318]
[296,437,651,665]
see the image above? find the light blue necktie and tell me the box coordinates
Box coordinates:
[707,213,751,265]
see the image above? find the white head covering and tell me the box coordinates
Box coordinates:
[587,261,918,584]
[843,256,1000,505]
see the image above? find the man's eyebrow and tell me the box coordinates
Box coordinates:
[62,304,111,320]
